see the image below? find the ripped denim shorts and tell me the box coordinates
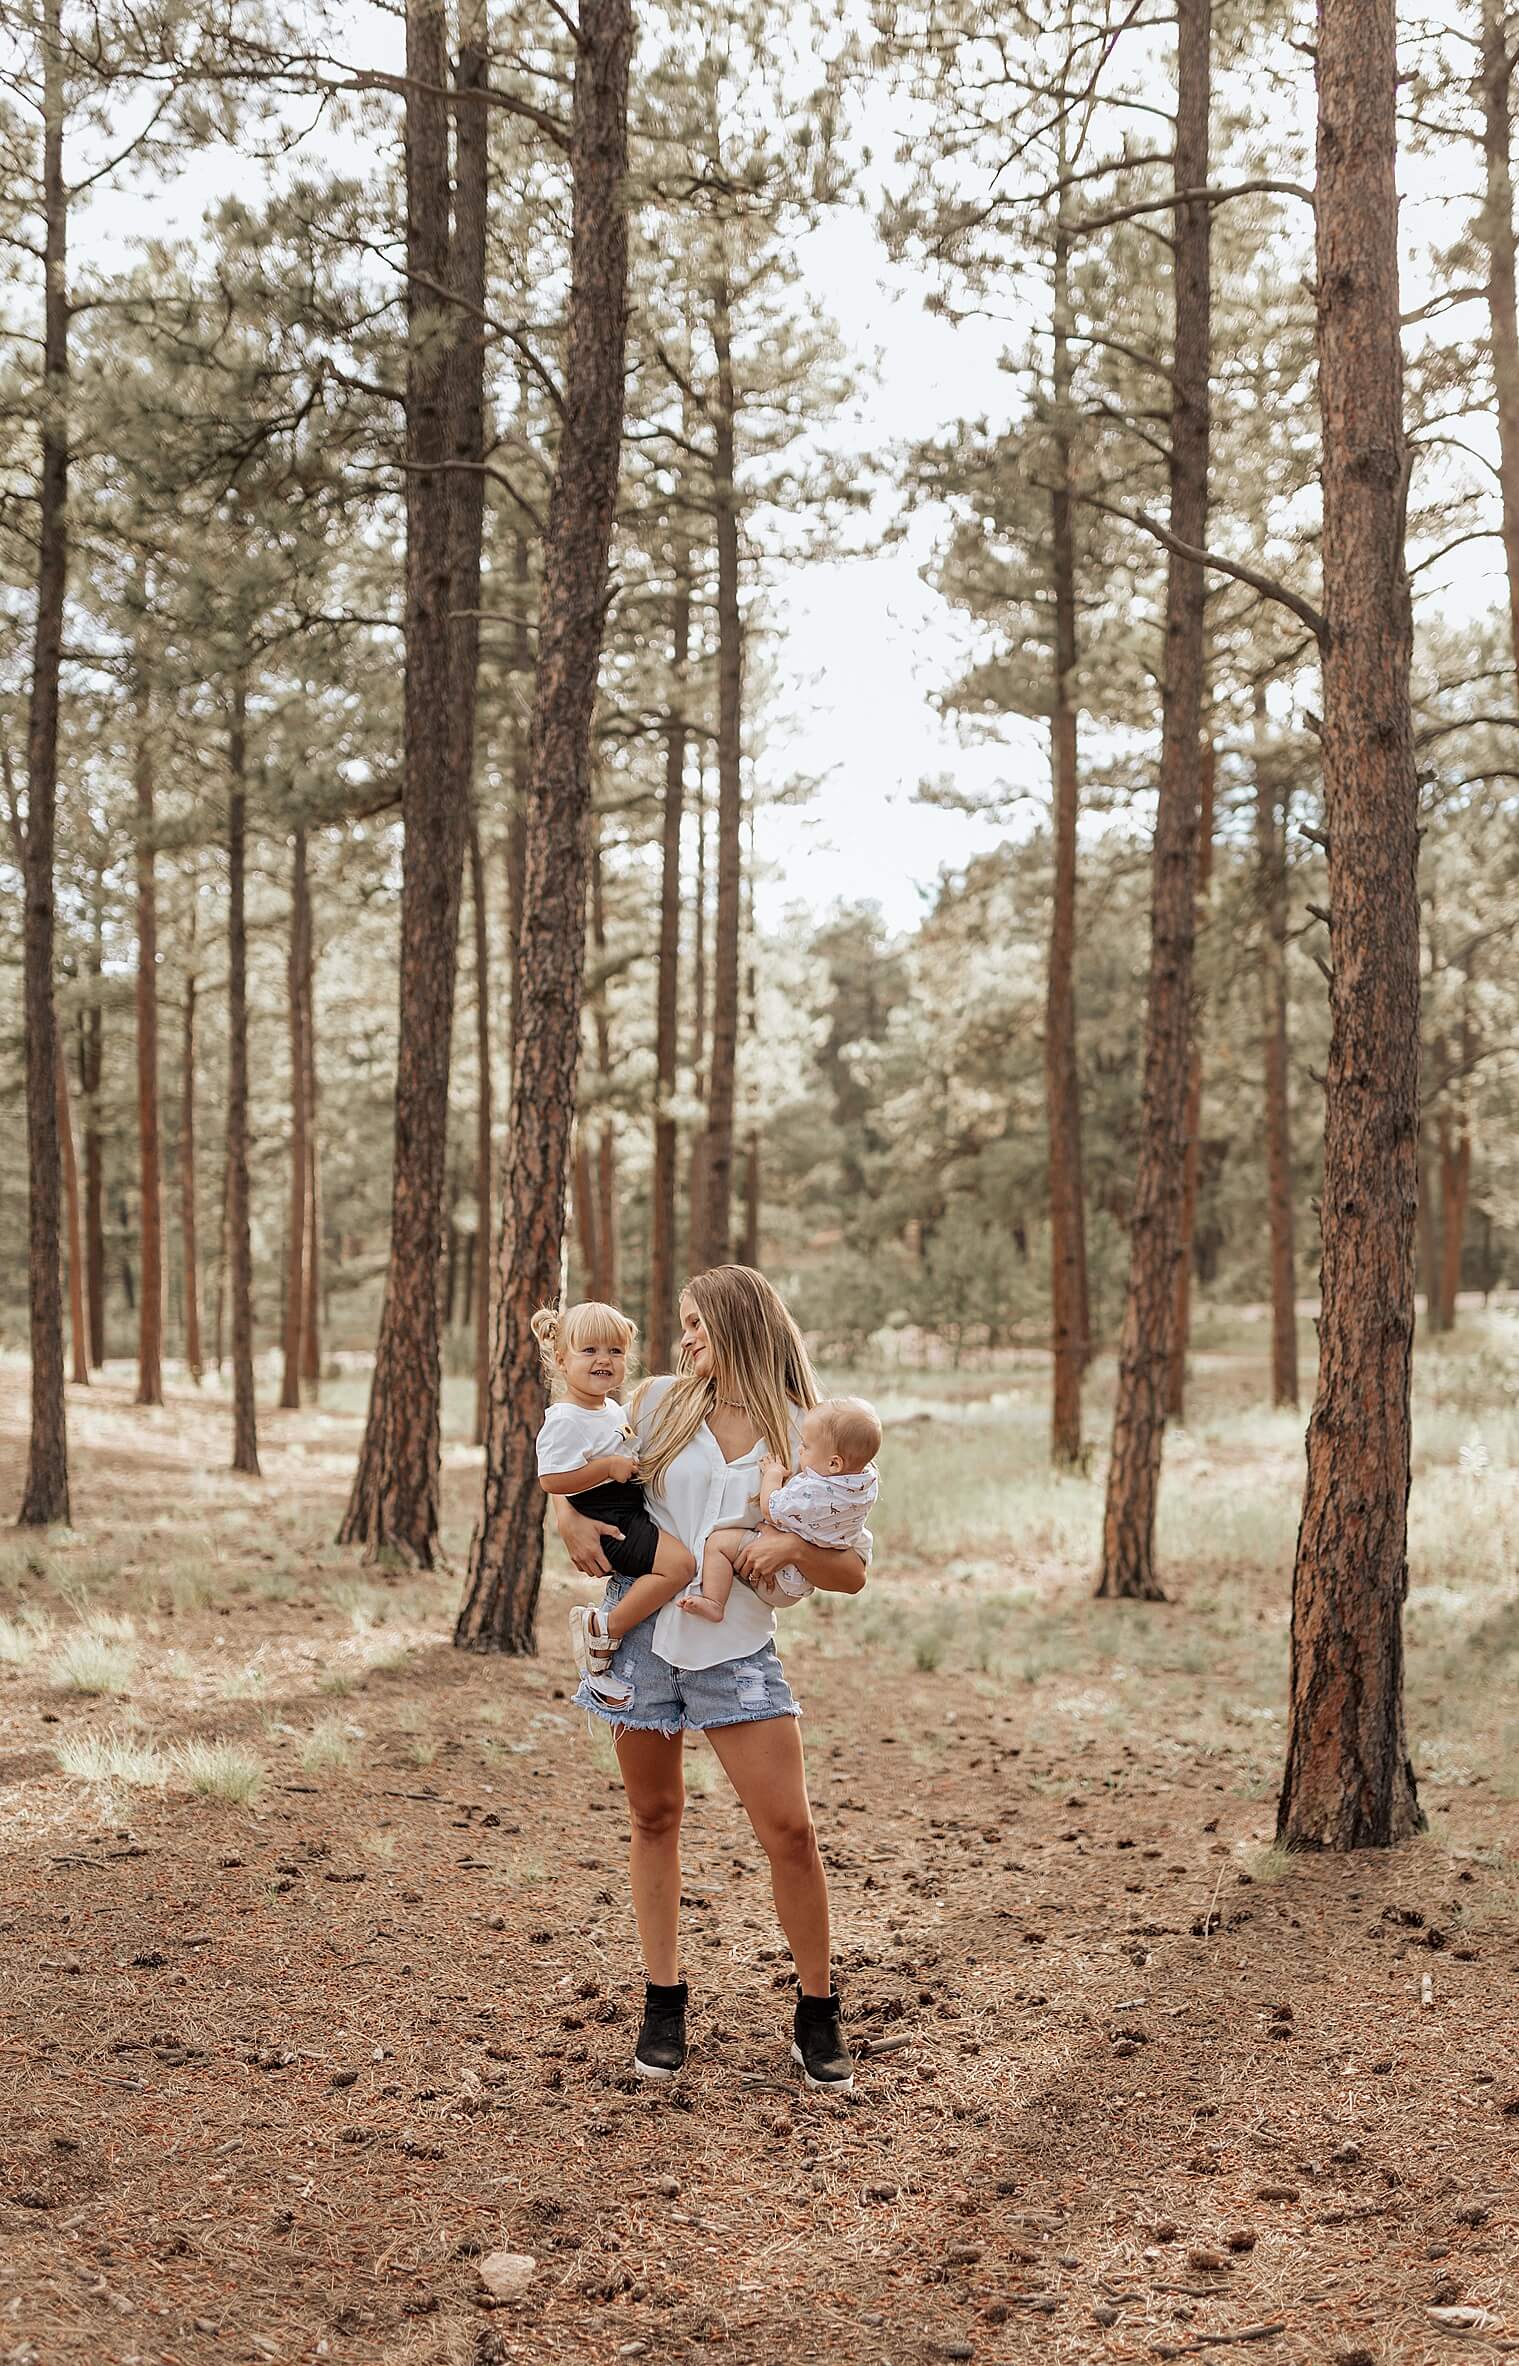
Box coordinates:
[573,1573,801,1738]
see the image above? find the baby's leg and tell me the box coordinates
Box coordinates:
[602,1533,698,1639]
[681,1526,745,1623]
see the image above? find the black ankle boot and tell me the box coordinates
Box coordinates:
[792,1987,853,2092]
[634,1980,688,2080]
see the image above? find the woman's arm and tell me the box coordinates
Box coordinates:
[550,1493,625,1577]
[732,1528,867,1596]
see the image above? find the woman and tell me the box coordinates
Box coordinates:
[553,1264,869,2090]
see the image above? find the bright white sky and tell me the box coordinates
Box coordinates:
[66,4,1509,934]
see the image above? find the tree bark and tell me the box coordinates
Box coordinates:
[1277,0,1422,1851]
[227,681,260,1478]
[1255,693,1298,1407]
[457,0,634,1652]
[133,661,164,1406]
[1481,0,1519,675]
[589,826,619,1301]
[648,539,690,1369]
[339,0,467,1563]
[1167,737,1217,1421]
[181,892,203,1385]
[300,929,321,1387]
[741,1129,760,1268]
[58,1038,88,1388]
[688,758,709,1271]
[1097,0,1211,1599]
[1046,219,1090,1468]
[82,937,105,1369]
[702,272,743,1270]
[1417,1136,1440,1324]
[19,0,70,1527]
[573,1131,600,1301]
[470,814,492,1447]
[280,826,310,1410]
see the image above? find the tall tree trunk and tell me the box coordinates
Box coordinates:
[1437,1107,1470,1332]
[470,815,492,1446]
[1255,693,1298,1407]
[504,525,532,1055]
[1167,737,1217,1421]
[1277,0,1422,1851]
[1097,0,1211,1599]
[1417,1135,1440,1324]
[688,759,709,1271]
[133,663,163,1406]
[702,272,743,1270]
[280,826,309,1409]
[457,0,634,1652]
[18,0,70,1527]
[741,1130,760,1267]
[213,1151,228,1377]
[339,0,467,1564]
[57,1039,88,1388]
[1046,220,1090,1467]
[1482,0,1519,676]
[181,893,203,1385]
[82,933,105,1368]
[589,827,619,1300]
[301,932,321,1387]
[573,1131,600,1301]
[227,681,260,1478]
[648,539,690,1367]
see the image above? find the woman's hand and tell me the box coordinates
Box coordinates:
[732,1524,799,1585]
[554,1499,623,1578]
[737,1527,867,1597]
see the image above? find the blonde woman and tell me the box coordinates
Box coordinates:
[552,1264,869,2091]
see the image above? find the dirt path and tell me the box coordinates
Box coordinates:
[2,1365,1515,2366]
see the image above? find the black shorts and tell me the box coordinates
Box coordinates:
[570,1480,664,1582]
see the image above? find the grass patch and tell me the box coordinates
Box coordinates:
[0,1609,49,1664]
[56,1727,169,1788]
[171,1738,265,1804]
[300,1716,358,1774]
[49,1625,138,1696]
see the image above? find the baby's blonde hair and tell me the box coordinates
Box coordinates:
[813,1395,882,1471]
[531,1301,636,1396]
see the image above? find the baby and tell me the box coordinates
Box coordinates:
[682,1395,881,1625]
[534,1300,696,1712]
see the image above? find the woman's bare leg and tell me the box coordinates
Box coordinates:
[704,1715,831,1994]
[614,1728,685,1985]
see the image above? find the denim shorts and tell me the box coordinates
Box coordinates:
[573,1573,801,1738]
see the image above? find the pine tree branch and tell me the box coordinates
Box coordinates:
[1064,178,1315,236]
[1063,484,1327,644]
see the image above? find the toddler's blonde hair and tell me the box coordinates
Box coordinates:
[531,1301,637,1396]
[813,1395,882,1471]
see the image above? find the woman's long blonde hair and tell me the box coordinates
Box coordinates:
[634,1266,818,1492]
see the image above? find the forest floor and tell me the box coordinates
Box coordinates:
[3,1313,1519,2366]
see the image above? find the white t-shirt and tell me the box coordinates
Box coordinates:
[637,1377,796,1673]
[535,1396,633,1480]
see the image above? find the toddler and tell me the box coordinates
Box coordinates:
[682,1394,881,1625]
[534,1302,695,1712]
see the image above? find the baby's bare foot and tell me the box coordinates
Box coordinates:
[680,1596,726,1621]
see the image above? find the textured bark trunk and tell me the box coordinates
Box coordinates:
[1277,0,1422,1851]
[457,0,634,1651]
[1437,1109,1470,1332]
[280,826,310,1410]
[1097,0,1211,1599]
[1046,215,1089,1468]
[58,1040,88,1388]
[1167,738,1217,1421]
[741,1130,760,1268]
[133,666,163,1406]
[82,968,104,1368]
[300,934,321,1387]
[181,904,203,1385]
[339,0,466,1563]
[470,815,492,1447]
[1482,0,1519,676]
[213,1151,227,1377]
[227,683,260,1477]
[573,1133,600,1301]
[589,829,619,1302]
[688,762,709,1272]
[19,0,70,1526]
[1255,695,1298,1407]
[505,525,532,1055]
[702,275,742,1270]
[1417,1137,1439,1323]
[648,542,690,1369]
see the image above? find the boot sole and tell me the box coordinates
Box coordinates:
[633,2054,682,2081]
[791,2039,854,2094]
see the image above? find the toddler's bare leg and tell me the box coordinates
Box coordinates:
[681,1528,743,1622]
[603,1533,698,1639]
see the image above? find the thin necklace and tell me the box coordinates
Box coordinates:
[716,1396,749,1412]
